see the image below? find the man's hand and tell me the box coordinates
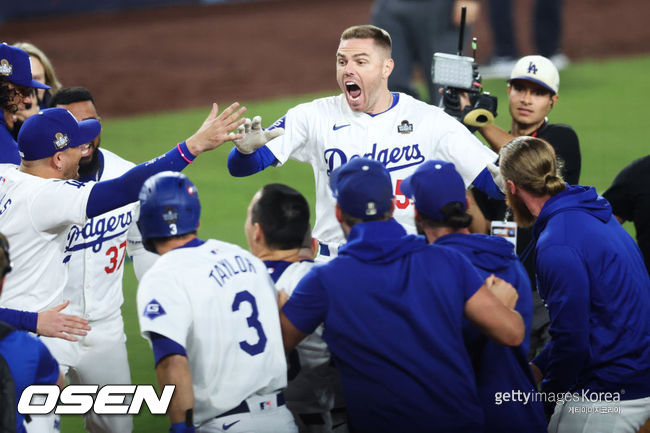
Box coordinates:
[487,162,506,194]
[231,115,284,154]
[37,300,91,341]
[484,274,518,309]
[185,102,247,156]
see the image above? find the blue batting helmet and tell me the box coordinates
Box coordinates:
[137,171,201,253]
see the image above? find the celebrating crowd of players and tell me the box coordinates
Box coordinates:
[0,22,648,433]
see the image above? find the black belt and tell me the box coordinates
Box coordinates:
[299,412,325,426]
[217,393,285,418]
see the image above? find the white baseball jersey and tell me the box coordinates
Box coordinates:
[0,164,93,311]
[137,239,288,425]
[270,261,337,421]
[267,92,497,244]
[64,149,156,320]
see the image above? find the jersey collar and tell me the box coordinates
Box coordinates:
[367,92,399,118]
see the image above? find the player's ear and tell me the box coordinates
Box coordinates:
[51,152,63,171]
[335,205,343,223]
[253,222,264,244]
[550,93,558,109]
[383,58,394,79]
[506,179,517,196]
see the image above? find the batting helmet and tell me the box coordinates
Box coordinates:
[137,171,201,253]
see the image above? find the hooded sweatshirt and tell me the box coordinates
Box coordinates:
[283,218,486,433]
[436,233,546,433]
[531,185,650,409]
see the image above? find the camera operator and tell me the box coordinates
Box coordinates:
[451,55,581,360]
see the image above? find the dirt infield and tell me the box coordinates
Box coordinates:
[1,0,649,117]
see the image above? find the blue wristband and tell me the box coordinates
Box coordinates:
[169,422,194,433]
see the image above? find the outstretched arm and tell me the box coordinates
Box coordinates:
[0,301,90,340]
[87,103,246,218]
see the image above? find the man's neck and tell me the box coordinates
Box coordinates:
[256,248,302,263]
[365,89,393,115]
[19,163,62,180]
[519,189,551,218]
[156,234,198,255]
[424,226,470,244]
[511,118,546,137]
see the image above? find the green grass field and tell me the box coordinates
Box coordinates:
[60,55,650,432]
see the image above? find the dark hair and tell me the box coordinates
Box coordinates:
[48,86,95,107]
[417,202,473,230]
[0,233,12,278]
[252,184,310,250]
[340,209,392,228]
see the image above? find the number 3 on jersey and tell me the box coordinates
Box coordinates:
[232,290,267,356]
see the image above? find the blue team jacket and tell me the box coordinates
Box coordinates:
[531,185,650,407]
[283,219,487,433]
[436,233,547,433]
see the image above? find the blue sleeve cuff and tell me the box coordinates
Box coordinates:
[472,166,506,199]
[227,145,277,177]
[0,308,38,332]
[150,332,187,366]
[170,422,195,433]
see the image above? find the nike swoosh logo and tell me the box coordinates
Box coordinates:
[333,123,350,131]
[223,420,240,430]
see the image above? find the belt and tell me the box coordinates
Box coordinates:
[217,393,285,418]
[299,413,325,426]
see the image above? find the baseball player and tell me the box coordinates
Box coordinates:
[280,157,525,432]
[227,24,501,260]
[401,160,547,433]
[0,43,49,165]
[0,104,244,432]
[500,137,650,431]
[37,87,158,433]
[245,183,342,433]
[136,172,297,433]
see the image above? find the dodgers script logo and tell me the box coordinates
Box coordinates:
[65,210,133,253]
[323,142,425,175]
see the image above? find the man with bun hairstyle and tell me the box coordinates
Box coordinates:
[400,160,546,433]
[499,136,650,432]
[280,157,526,433]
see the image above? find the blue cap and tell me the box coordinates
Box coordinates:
[0,43,50,89]
[400,160,466,220]
[17,108,101,161]
[329,158,393,219]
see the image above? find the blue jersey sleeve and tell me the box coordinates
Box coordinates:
[472,166,505,199]
[35,339,60,385]
[86,143,193,218]
[150,332,187,366]
[0,308,37,333]
[282,269,328,335]
[226,145,278,177]
[536,245,590,399]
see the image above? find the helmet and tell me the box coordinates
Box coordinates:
[137,171,201,253]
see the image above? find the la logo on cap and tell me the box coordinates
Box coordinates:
[527,62,538,74]
[0,59,12,76]
[53,132,69,149]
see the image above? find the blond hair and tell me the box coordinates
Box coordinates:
[500,136,566,196]
[13,42,63,97]
[340,25,392,53]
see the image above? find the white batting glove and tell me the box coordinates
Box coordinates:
[487,162,506,194]
[230,116,284,154]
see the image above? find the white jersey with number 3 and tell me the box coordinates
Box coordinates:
[137,239,287,424]
[266,92,497,244]
[0,164,93,311]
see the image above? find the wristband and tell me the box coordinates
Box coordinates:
[177,142,196,164]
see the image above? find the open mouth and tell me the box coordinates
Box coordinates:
[346,82,361,100]
[80,143,92,158]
